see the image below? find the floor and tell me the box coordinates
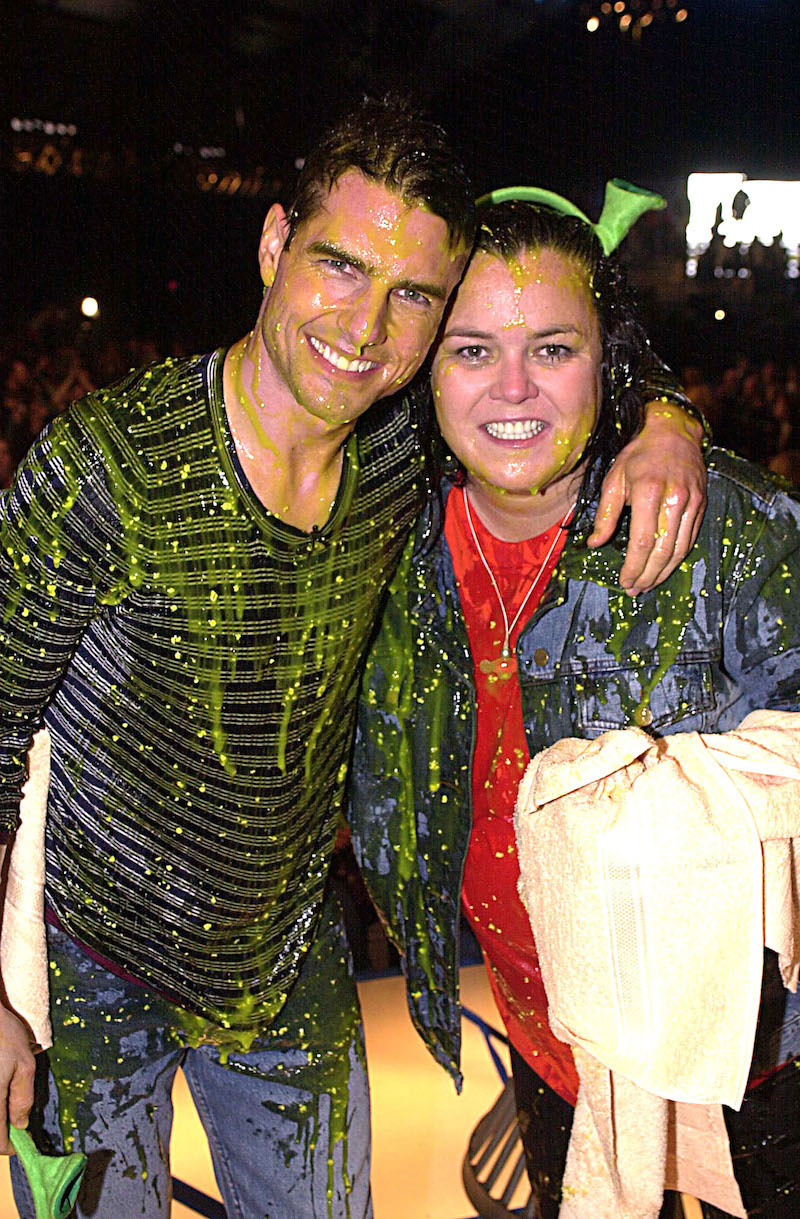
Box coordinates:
[2,963,524,1219]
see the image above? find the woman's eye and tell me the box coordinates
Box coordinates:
[538,344,571,363]
[456,345,488,362]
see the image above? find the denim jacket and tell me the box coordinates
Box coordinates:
[349,449,800,1089]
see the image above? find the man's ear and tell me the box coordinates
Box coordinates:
[258,203,291,288]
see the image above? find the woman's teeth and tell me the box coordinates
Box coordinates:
[485,420,545,439]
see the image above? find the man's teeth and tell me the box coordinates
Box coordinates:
[308,337,377,373]
[485,420,545,439]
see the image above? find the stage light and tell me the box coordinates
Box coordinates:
[584,2,688,38]
[11,117,77,137]
[686,172,800,278]
[81,297,99,318]
[714,309,726,321]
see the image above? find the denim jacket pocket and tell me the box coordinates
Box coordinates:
[576,655,718,736]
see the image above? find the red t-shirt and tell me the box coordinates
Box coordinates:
[445,485,579,1104]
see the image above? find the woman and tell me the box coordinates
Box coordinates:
[350,198,800,1217]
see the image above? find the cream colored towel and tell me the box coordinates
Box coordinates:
[514,709,800,1218]
[560,1053,747,1219]
[0,728,52,1051]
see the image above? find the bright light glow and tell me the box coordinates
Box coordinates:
[714,309,726,321]
[11,117,77,137]
[641,12,654,25]
[620,13,632,28]
[614,1,625,11]
[686,173,800,278]
[587,16,600,31]
[675,7,688,20]
[81,297,99,318]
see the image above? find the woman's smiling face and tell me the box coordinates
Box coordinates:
[432,245,603,531]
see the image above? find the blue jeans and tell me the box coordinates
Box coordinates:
[11,903,372,1219]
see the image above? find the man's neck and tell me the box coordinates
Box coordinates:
[222,334,353,532]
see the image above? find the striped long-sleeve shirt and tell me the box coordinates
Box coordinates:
[0,350,425,1030]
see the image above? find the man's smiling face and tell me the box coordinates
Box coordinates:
[258,170,468,432]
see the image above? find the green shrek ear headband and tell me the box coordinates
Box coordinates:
[474,179,666,254]
[9,1125,87,1219]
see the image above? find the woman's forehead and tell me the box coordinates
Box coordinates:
[449,246,596,327]
[469,245,588,287]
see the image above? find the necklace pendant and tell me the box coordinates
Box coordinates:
[479,656,514,682]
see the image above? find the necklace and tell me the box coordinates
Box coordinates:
[462,487,573,677]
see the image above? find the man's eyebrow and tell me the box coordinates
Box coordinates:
[307,241,450,301]
[307,241,369,274]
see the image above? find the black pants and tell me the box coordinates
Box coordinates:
[509,1046,572,1219]
[509,1047,800,1219]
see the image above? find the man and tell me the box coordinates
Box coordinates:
[0,95,703,1219]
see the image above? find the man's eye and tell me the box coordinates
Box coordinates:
[395,287,430,306]
[322,258,353,273]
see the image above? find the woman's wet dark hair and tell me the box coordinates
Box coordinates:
[413,199,653,523]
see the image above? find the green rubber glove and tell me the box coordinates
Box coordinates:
[9,1125,87,1219]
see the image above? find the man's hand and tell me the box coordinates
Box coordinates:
[0,1005,36,1154]
[588,404,707,595]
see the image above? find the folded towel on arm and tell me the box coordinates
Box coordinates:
[514,709,800,1218]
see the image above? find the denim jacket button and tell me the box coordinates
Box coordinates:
[534,648,549,667]
[634,705,654,727]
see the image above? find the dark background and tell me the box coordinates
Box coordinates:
[2,0,797,366]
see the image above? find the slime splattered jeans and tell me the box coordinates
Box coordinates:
[10,901,372,1219]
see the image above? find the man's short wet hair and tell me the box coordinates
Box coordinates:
[286,93,476,254]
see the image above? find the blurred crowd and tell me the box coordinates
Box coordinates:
[3,306,800,494]
[682,357,800,485]
[0,305,177,491]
